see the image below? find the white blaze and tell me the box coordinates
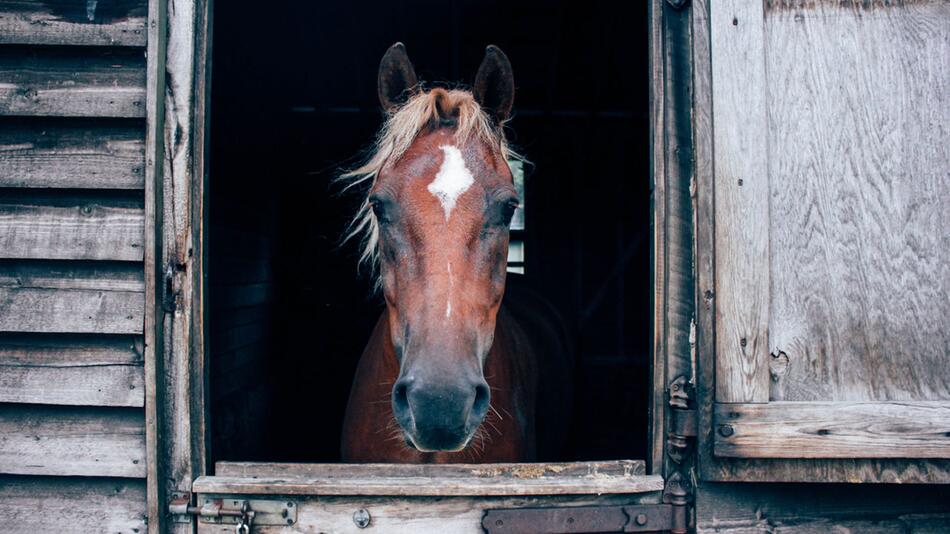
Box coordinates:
[427,145,474,221]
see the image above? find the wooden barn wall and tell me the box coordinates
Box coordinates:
[0,1,149,532]
[687,0,950,531]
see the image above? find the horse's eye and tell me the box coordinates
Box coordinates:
[369,195,391,222]
[502,199,519,226]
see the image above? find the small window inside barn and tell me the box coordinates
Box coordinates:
[207,0,649,465]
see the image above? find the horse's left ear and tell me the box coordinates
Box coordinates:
[473,45,515,123]
[378,42,419,112]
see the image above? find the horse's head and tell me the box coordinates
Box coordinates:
[344,43,517,452]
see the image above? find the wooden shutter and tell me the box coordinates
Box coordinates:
[693,0,950,482]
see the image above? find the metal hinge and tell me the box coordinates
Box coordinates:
[169,493,296,529]
[668,375,697,463]
[482,503,675,533]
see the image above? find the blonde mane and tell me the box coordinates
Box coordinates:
[339,88,513,284]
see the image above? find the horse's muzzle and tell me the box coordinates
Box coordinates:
[392,376,491,452]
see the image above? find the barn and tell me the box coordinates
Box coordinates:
[0,0,948,533]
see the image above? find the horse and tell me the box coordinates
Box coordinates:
[340,43,571,463]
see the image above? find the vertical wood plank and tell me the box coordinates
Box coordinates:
[161,1,212,533]
[145,0,168,531]
[709,0,770,403]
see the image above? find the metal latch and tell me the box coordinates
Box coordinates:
[169,494,297,530]
[482,504,674,533]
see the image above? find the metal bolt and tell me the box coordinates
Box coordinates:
[719,424,735,437]
[737,178,744,186]
[353,508,371,529]
[740,337,747,347]
[636,513,648,525]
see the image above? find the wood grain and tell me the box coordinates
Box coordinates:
[160,2,213,533]
[0,405,146,477]
[0,475,147,533]
[143,0,168,529]
[714,401,950,458]
[691,0,950,483]
[0,260,144,333]
[195,493,660,534]
[0,0,147,47]
[0,48,146,117]
[0,333,144,406]
[202,461,656,497]
[709,0,771,403]
[0,119,146,189]
[216,460,647,478]
[765,0,950,403]
[696,483,950,534]
[0,193,144,260]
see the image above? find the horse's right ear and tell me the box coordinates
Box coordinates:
[378,42,419,112]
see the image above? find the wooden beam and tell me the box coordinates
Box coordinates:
[0,261,144,334]
[0,120,145,189]
[144,0,168,530]
[0,194,144,261]
[197,460,662,496]
[714,401,950,458]
[0,0,147,47]
[710,0,771,402]
[0,476,147,533]
[0,48,145,117]
[160,2,213,533]
[0,333,144,407]
[194,494,658,534]
[0,405,146,478]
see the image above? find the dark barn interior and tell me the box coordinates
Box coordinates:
[208,0,650,465]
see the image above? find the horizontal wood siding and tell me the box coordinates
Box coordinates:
[0,475,147,533]
[697,482,950,534]
[0,261,144,333]
[0,405,146,477]
[0,47,146,117]
[714,401,950,458]
[0,333,144,406]
[0,119,146,189]
[0,0,147,47]
[0,193,144,260]
[0,4,150,528]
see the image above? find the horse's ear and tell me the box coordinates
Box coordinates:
[378,42,419,112]
[473,45,514,123]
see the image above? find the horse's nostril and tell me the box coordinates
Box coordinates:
[472,382,490,420]
[393,382,409,413]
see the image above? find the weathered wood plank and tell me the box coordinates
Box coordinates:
[143,0,167,530]
[0,119,145,189]
[692,0,950,484]
[196,494,661,534]
[199,461,661,496]
[765,0,950,403]
[0,260,144,333]
[0,333,144,406]
[0,48,146,117]
[696,483,950,534]
[0,193,144,260]
[0,0,147,47]
[714,402,950,458]
[0,405,146,477]
[0,475,147,533]
[161,1,212,533]
[710,0,771,403]
[217,460,647,478]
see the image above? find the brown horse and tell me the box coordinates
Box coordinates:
[340,43,570,463]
